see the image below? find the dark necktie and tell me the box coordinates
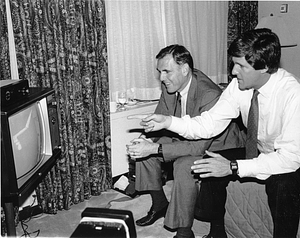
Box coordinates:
[174,93,182,117]
[246,89,259,159]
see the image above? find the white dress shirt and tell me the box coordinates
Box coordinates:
[169,68,300,180]
[178,75,192,117]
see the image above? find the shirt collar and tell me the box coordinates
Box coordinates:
[178,75,192,98]
[258,68,283,98]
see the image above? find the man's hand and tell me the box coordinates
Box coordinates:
[126,137,158,160]
[191,151,232,178]
[127,114,172,132]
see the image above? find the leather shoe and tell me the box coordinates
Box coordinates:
[136,204,168,226]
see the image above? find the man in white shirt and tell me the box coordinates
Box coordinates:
[129,29,300,238]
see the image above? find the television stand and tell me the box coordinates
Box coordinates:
[2,148,61,236]
[3,202,17,237]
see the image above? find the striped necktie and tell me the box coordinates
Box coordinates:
[246,89,259,159]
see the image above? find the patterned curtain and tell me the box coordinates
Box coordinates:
[0,0,111,225]
[227,1,258,82]
[0,1,10,80]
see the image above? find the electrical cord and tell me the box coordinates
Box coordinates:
[20,219,40,237]
[19,195,41,237]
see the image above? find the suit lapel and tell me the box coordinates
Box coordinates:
[186,75,197,116]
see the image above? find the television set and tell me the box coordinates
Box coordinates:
[1,80,61,207]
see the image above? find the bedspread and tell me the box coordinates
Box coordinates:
[224,180,300,238]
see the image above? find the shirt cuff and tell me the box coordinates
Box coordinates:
[237,159,269,180]
[168,116,186,135]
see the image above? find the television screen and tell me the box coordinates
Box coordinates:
[6,97,53,189]
[9,103,43,185]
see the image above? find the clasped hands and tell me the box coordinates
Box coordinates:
[126,135,158,160]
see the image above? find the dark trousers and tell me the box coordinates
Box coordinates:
[195,148,300,238]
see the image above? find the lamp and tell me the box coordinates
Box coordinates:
[255,14,297,47]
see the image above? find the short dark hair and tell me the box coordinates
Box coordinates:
[228,28,281,74]
[156,44,194,70]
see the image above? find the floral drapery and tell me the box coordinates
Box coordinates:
[0,0,111,220]
[0,1,10,80]
[227,1,258,82]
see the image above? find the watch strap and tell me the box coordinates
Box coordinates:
[230,160,238,175]
[157,144,163,156]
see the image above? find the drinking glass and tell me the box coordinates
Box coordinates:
[118,91,127,110]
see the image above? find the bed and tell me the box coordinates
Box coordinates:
[224,179,300,238]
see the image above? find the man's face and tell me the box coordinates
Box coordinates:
[156,54,188,93]
[231,56,263,91]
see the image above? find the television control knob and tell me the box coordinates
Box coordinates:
[5,91,11,101]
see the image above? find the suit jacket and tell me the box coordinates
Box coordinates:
[152,69,245,161]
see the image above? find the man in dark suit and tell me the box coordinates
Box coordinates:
[127,44,244,238]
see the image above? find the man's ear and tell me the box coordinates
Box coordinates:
[260,67,268,74]
[182,63,189,76]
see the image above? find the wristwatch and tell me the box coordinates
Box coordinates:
[157,144,163,156]
[230,160,238,175]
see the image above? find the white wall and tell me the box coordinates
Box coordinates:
[258,1,300,80]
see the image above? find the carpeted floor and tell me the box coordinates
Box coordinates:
[16,181,209,238]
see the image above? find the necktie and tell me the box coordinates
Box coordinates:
[246,89,259,159]
[174,93,182,117]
